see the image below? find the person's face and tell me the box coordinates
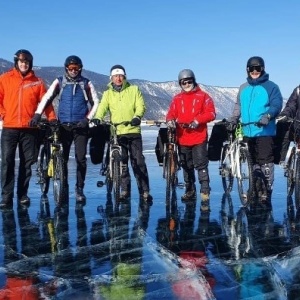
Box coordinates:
[247,65,263,79]
[17,59,30,75]
[180,78,194,92]
[66,64,81,78]
[111,74,125,86]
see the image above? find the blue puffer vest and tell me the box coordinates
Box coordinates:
[57,76,89,123]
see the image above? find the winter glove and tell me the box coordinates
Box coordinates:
[90,119,102,126]
[225,118,238,132]
[189,120,199,129]
[258,114,271,127]
[166,120,176,128]
[226,122,237,132]
[77,118,89,128]
[131,116,141,126]
[29,113,41,127]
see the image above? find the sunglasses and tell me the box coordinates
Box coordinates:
[67,67,80,72]
[248,65,263,72]
[181,79,193,86]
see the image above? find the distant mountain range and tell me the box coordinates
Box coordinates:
[0,58,239,120]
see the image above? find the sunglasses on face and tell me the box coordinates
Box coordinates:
[248,65,263,72]
[67,67,80,72]
[181,79,193,86]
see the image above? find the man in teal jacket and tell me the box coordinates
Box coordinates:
[93,65,152,202]
[228,56,283,207]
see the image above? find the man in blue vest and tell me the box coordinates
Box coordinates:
[30,55,99,204]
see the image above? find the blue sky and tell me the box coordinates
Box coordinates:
[1,1,299,97]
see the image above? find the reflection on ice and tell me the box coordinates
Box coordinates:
[1,127,300,299]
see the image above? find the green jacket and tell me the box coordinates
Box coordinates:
[94,80,145,135]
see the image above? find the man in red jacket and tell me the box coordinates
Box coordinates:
[0,49,56,209]
[166,69,216,211]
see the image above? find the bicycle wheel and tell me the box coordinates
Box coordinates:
[237,146,254,206]
[111,150,121,204]
[294,155,300,210]
[220,144,234,193]
[37,145,50,194]
[53,150,67,207]
[286,147,296,197]
[164,150,177,203]
[235,207,250,259]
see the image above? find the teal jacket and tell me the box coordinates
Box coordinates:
[231,72,282,137]
[94,80,146,135]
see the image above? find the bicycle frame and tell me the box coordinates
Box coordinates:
[222,134,246,182]
[97,121,130,205]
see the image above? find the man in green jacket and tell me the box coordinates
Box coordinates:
[93,65,152,202]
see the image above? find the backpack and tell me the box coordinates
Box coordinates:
[57,75,89,101]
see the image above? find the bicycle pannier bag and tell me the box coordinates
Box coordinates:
[208,123,228,161]
[155,128,168,166]
[274,121,293,164]
[89,124,110,165]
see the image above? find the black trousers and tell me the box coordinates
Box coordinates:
[60,125,89,189]
[178,142,210,185]
[118,134,150,194]
[1,128,38,200]
[245,136,274,165]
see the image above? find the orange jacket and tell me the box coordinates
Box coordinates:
[0,68,56,128]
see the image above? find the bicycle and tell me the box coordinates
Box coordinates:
[278,117,300,211]
[36,121,68,207]
[96,121,130,206]
[218,121,255,206]
[146,120,182,203]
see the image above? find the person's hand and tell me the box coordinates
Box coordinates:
[29,113,41,127]
[90,119,102,126]
[189,120,199,129]
[77,118,89,128]
[166,120,176,128]
[131,116,141,126]
[226,122,237,132]
[258,114,271,127]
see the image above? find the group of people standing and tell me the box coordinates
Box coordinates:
[0,49,298,211]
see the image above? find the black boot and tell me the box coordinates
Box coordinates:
[181,183,196,202]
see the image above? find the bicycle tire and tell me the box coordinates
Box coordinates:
[111,150,121,205]
[38,145,50,194]
[294,155,300,210]
[220,144,234,193]
[164,150,177,203]
[53,150,67,207]
[235,207,250,259]
[237,146,254,206]
[286,147,296,197]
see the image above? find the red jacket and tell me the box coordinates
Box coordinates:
[166,85,216,146]
[0,68,56,128]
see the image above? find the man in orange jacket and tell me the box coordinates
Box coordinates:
[0,49,56,209]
